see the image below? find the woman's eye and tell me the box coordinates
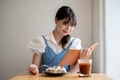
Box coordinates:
[63,22,68,25]
[64,24,68,26]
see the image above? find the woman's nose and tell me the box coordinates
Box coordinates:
[66,25,71,30]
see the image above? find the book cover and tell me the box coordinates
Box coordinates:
[59,43,99,66]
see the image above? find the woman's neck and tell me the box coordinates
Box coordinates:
[53,30,63,45]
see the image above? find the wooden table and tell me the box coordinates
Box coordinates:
[10,73,113,80]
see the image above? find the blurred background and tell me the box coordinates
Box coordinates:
[0,0,120,80]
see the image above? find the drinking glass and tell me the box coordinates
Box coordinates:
[78,59,92,77]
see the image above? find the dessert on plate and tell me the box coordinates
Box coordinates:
[45,66,67,73]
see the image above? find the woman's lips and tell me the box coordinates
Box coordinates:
[63,30,68,34]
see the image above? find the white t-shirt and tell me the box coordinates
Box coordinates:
[28,32,82,54]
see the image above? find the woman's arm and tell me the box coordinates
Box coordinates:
[28,53,42,75]
[70,48,92,73]
[32,53,41,67]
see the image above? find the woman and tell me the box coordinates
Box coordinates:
[28,6,91,75]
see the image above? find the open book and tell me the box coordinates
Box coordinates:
[59,42,99,66]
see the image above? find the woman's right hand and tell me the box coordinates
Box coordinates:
[28,64,39,75]
[80,48,92,59]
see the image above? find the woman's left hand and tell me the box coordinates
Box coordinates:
[80,48,92,59]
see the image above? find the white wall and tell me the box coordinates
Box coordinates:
[92,0,105,73]
[105,0,120,79]
[0,0,93,80]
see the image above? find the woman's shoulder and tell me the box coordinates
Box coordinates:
[32,35,44,41]
[42,32,53,40]
[70,36,81,42]
[69,36,82,49]
[28,35,45,48]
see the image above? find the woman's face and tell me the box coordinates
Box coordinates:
[55,18,74,36]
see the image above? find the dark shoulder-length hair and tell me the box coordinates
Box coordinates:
[55,6,77,49]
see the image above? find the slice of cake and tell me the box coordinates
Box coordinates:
[45,66,67,73]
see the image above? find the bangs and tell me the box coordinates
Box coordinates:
[63,17,76,27]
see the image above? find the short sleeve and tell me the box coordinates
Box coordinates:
[28,36,46,54]
[70,38,82,50]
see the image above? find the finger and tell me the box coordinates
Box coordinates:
[29,68,35,74]
[84,48,90,58]
[32,69,37,74]
[87,48,92,56]
[83,48,87,56]
[29,66,35,72]
[28,67,33,73]
[80,49,84,56]
[29,70,35,75]
[29,66,38,75]
[80,49,86,58]
[31,67,39,75]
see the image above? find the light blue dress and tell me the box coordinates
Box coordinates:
[39,35,75,73]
